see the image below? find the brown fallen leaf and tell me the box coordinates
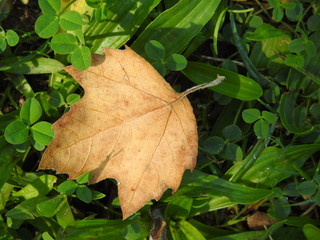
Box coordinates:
[247,211,277,229]
[38,46,224,219]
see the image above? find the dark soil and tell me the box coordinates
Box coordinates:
[2,0,40,33]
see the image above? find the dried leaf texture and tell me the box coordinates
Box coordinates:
[38,47,198,219]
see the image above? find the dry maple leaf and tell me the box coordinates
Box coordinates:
[38,46,224,219]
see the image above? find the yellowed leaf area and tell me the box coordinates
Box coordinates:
[62,0,92,15]
[38,47,198,219]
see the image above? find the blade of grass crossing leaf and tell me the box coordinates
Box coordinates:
[132,0,221,57]
[213,7,228,55]
[229,12,269,87]
[227,139,267,182]
[85,0,161,53]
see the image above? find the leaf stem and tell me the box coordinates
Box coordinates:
[179,75,225,100]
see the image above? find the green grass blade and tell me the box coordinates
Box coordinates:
[303,224,320,240]
[189,196,234,217]
[1,56,64,74]
[213,7,228,55]
[170,220,206,240]
[178,170,272,204]
[182,62,262,100]
[85,0,161,53]
[227,144,320,188]
[64,219,149,239]
[230,12,269,87]
[132,0,221,57]
[226,139,266,182]
[182,0,228,58]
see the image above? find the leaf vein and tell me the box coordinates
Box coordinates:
[128,109,173,206]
